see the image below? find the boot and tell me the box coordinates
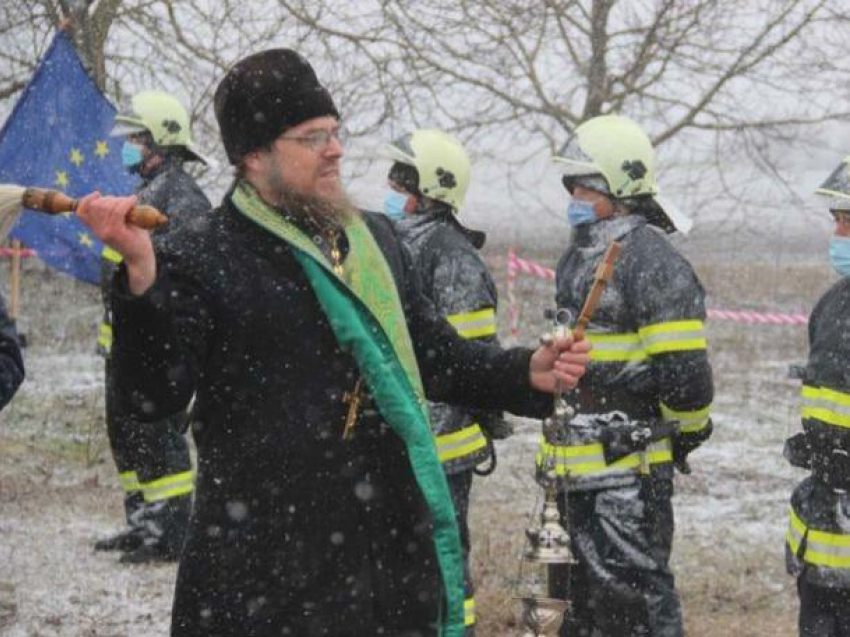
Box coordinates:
[94,492,145,552]
[120,494,191,564]
[94,526,145,552]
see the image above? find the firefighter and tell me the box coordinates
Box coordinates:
[382,128,511,633]
[539,114,714,636]
[94,90,211,563]
[784,156,850,637]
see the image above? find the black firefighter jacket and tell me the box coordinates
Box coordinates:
[539,215,714,491]
[110,193,551,637]
[786,276,850,589]
[99,157,210,353]
[0,293,23,411]
[134,158,211,233]
[399,210,507,474]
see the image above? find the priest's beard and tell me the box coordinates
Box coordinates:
[263,168,355,235]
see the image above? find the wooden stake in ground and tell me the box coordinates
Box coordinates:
[9,240,21,321]
[0,184,167,242]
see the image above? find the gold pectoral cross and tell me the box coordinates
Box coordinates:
[327,229,345,278]
[330,243,344,278]
[342,378,364,440]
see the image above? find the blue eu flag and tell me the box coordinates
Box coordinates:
[0,30,136,285]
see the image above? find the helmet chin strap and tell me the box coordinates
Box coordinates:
[138,149,164,179]
[415,196,452,217]
[612,202,632,217]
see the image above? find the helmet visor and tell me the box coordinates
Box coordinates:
[379,133,416,164]
[562,174,610,196]
[110,115,148,137]
[553,134,600,178]
[816,158,850,202]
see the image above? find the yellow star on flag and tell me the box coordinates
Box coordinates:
[94,140,109,158]
[70,148,84,166]
[78,232,94,247]
[55,170,69,188]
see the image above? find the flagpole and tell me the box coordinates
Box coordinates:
[9,239,21,322]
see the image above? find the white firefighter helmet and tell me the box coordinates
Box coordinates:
[380,129,471,211]
[111,90,211,165]
[816,156,850,212]
[553,114,692,234]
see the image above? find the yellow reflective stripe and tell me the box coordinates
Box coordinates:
[804,548,850,569]
[639,320,707,355]
[102,246,123,263]
[535,445,640,476]
[802,385,850,429]
[639,438,673,474]
[808,527,850,546]
[787,506,850,569]
[569,456,640,474]
[141,470,194,502]
[786,507,805,555]
[585,322,707,362]
[464,597,475,626]
[644,439,673,465]
[536,438,671,477]
[118,471,141,493]
[586,332,648,363]
[660,402,711,434]
[446,308,497,339]
[98,322,113,349]
[436,423,488,464]
[806,527,850,567]
[638,320,705,338]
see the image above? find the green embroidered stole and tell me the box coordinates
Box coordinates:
[231,182,465,636]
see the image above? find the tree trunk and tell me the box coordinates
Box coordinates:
[582,0,613,119]
[56,0,122,91]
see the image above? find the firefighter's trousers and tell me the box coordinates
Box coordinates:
[798,579,850,637]
[105,356,193,522]
[447,470,476,635]
[550,476,683,637]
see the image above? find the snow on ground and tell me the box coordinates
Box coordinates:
[0,347,175,637]
[0,481,174,636]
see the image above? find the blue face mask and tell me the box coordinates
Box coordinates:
[566,199,597,226]
[121,141,144,169]
[383,191,409,220]
[829,236,850,277]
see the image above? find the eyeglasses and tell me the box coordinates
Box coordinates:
[279,126,347,152]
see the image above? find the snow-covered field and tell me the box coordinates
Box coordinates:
[0,246,827,636]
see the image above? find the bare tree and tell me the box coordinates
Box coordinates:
[2,0,849,230]
[0,0,397,193]
[376,2,844,143]
[271,0,850,231]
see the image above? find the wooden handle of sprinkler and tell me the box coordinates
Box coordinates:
[21,187,167,230]
[572,241,622,342]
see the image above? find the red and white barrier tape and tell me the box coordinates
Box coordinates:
[508,253,556,281]
[506,250,808,333]
[705,309,808,325]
